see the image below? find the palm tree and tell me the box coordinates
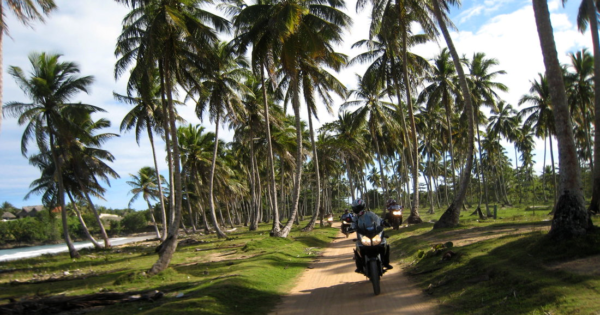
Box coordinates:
[341,73,395,204]
[193,42,250,239]
[370,0,435,223]
[466,52,508,215]
[0,0,56,130]
[63,111,120,248]
[568,0,600,213]
[519,73,558,205]
[127,167,163,238]
[320,111,370,201]
[430,0,476,229]
[565,49,594,176]
[4,52,98,258]
[231,0,350,237]
[115,0,229,274]
[531,0,590,239]
[116,73,169,241]
[289,49,347,232]
[419,48,459,194]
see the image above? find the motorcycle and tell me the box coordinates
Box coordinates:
[341,217,354,238]
[354,224,387,295]
[326,214,334,227]
[386,204,403,230]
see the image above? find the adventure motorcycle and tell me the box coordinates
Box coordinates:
[341,216,354,238]
[386,204,403,230]
[354,224,387,295]
[326,215,334,227]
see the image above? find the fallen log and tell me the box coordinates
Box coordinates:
[0,290,163,315]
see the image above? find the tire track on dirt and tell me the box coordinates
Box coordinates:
[270,223,438,315]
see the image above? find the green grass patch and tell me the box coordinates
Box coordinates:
[387,204,600,315]
[0,221,338,314]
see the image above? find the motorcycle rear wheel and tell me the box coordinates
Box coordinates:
[369,259,381,295]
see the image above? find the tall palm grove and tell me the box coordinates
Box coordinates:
[1,0,596,273]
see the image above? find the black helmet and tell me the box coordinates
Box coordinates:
[351,199,365,213]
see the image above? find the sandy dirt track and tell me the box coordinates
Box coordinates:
[270,223,438,315]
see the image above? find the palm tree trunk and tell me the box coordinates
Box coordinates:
[209,113,227,238]
[274,80,303,237]
[532,0,590,239]
[345,158,355,200]
[82,189,111,247]
[476,120,491,216]
[549,135,558,209]
[147,125,168,241]
[260,68,281,234]
[68,192,102,249]
[226,202,234,229]
[147,200,161,239]
[302,108,321,232]
[401,31,422,224]
[150,59,183,274]
[432,0,476,229]
[587,0,600,214]
[444,92,458,194]
[249,128,258,231]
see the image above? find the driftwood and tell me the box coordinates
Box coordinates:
[0,290,163,315]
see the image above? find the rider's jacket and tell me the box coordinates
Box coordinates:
[353,210,382,230]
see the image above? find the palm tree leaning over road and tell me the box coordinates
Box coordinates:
[0,0,56,131]
[4,52,99,258]
[531,0,591,239]
[430,0,476,229]
[127,167,164,239]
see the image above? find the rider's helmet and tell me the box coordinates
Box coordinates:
[351,199,366,214]
[386,199,397,208]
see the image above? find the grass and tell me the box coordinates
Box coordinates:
[1,205,600,315]
[384,204,600,315]
[0,221,338,315]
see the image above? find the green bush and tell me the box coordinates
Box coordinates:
[121,211,148,233]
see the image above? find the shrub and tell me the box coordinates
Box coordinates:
[121,211,148,233]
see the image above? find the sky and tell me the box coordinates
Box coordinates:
[0,0,591,210]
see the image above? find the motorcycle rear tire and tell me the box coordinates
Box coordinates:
[369,259,381,295]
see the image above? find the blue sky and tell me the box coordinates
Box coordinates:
[0,0,592,210]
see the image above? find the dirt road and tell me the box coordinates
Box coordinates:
[270,223,438,315]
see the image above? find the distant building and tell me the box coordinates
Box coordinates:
[2,212,16,221]
[17,205,44,218]
[99,213,122,222]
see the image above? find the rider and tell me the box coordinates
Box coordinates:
[350,198,393,273]
[384,198,398,225]
[340,209,353,221]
